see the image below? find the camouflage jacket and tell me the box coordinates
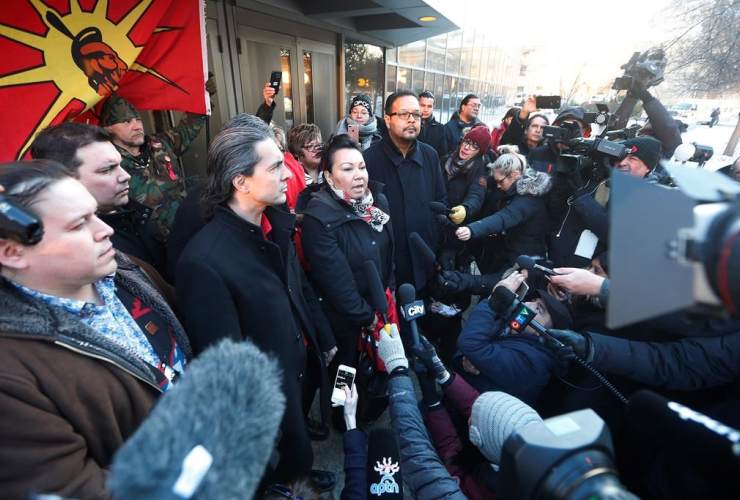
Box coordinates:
[117,112,206,242]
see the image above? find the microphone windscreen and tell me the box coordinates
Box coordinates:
[626,390,740,468]
[364,260,388,316]
[673,142,696,162]
[516,255,536,272]
[488,286,517,317]
[398,283,416,306]
[409,232,437,269]
[366,428,404,499]
[108,339,286,500]
[429,201,448,215]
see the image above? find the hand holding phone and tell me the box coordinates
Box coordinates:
[331,365,357,406]
[347,124,360,144]
[536,95,562,109]
[269,70,282,95]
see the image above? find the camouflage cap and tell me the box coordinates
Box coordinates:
[100,94,140,127]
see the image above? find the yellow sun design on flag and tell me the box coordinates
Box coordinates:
[0,0,185,159]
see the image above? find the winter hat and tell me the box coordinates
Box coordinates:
[469,392,543,466]
[620,136,662,170]
[533,289,573,330]
[350,94,373,115]
[100,94,140,127]
[553,106,591,137]
[463,125,491,153]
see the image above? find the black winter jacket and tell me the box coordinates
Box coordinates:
[175,205,335,481]
[467,169,552,264]
[419,115,450,158]
[99,200,167,277]
[443,156,486,222]
[444,111,483,151]
[499,113,544,157]
[365,138,448,290]
[527,143,559,174]
[300,182,395,337]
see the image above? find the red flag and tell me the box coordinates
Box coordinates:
[0,0,209,162]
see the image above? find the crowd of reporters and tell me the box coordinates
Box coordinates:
[1,66,740,500]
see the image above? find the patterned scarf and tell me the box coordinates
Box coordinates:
[444,151,474,179]
[328,184,390,232]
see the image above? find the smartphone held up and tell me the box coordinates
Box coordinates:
[331,364,356,406]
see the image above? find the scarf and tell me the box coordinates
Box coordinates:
[335,116,378,151]
[444,151,475,179]
[328,184,389,232]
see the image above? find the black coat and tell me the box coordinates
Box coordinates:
[443,157,486,221]
[166,182,206,281]
[175,205,335,481]
[365,138,448,290]
[419,116,450,158]
[100,200,167,277]
[300,182,394,337]
[527,143,559,174]
[499,113,543,157]
[467,170,551,265]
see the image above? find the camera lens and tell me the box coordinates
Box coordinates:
[537,450,631,500]
[704,204,740,315]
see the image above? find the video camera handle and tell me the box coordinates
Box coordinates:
[489,287,629,405]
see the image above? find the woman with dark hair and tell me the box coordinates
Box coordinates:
[300,134,395,402]
[0,160,191,498]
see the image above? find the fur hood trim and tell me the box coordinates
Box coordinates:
[516,168,552,197]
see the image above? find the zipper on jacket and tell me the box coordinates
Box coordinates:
[54,340,162,392]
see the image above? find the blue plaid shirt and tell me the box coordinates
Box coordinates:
[12,276,162,373]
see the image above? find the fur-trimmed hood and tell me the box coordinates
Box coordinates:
[515,168,552,197]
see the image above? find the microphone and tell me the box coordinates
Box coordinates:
[673,142,695,162]
[409,232,440,272]
[516,255,559,277]
[436,213,457,228]
[488,287,560,343]
[364,260,391,331]
[366,428,404,499]
[626,390,740,469]
[108,339,286,499]
[429,201,449,215]
[398,283,424,348]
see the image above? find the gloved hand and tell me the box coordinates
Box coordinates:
[416,368,441,408]
[378,323,407,372]
[449,205,466,225]
[205,73,217,96]
[410,335,447,381]
[545,329,593,361]
[627,78,653,103]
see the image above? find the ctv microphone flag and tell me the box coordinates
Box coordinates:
[0,0,210,161]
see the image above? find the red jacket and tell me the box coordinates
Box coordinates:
[424,375,496,500]
[490,122,507,152]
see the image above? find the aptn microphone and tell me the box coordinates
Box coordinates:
[398,283,424,348]
[516,255,559,277]
[366,428,404,499]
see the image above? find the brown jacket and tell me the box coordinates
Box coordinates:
[0,252,191,500]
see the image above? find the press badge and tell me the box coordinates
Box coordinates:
[574,230,598,259]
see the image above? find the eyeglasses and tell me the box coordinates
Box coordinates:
[265,484,305,500]
[466,103,482,110]
[495,173,512,186]
[461,139,479,152]
[388,111,422,121]
[302,143,322,152]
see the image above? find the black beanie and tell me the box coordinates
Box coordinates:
[350,94,373,115]
[621,136,662,170]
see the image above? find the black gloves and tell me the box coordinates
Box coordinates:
[410,335,447,380]
[545,329,593,361]
[416,368,442,408]
[437,270,465,293]
[627,78,654,104]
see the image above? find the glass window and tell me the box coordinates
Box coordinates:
[520,65,527,77]
[445,30,462,76]
[398,40,426,67]
[397,67,409,88]
[344,43,385,117]
[412,69,424,95]
[459,28,476,77]
[479,43,490,85]
[470,30,484,80]
[424,71,435,94]
[387,47,397,64]
[280,48,294,131]
[427,33,447,72]
[303,52,314,124]
[386,64,397,95]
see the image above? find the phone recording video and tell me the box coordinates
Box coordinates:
[331,365,356,406]
[269,70,282,95]
[535,95,562,109]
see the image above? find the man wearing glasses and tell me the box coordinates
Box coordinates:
[364,89,448,320]
[444,94,484,152]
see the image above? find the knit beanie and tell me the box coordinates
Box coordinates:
[463,125,491,153]
[469,392,543,466]
[100,94,140,127]
[350,94,373,115]
[620,136,662,170]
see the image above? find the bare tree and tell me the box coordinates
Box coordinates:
[664,0,740,156]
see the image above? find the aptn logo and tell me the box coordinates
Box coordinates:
[371,457,400,496]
